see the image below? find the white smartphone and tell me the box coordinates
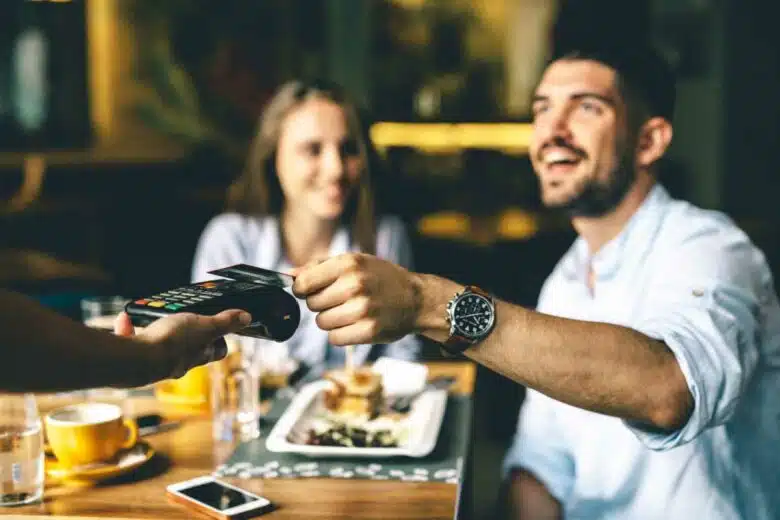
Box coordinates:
[166,475,275,519]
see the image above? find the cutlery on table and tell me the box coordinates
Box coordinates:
[388,375,457,413]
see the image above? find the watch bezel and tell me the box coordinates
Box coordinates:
[448,291,496,341]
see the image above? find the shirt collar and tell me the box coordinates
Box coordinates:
[265,218,354,270]
[564,183,672,280]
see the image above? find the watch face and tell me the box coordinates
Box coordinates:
[452,292,494,339]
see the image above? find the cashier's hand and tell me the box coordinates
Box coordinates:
[292,253,420,345]
[113,310,251,380]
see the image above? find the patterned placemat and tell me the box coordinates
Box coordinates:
[214,394,473,484]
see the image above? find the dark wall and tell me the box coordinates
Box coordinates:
[722,0,780,219]
[553,0,652,54]
[720,0,780,281]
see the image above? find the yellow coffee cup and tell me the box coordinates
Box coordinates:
[157,364,211,404]
[44,403,138,468]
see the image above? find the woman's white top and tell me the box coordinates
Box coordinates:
[191,213,421,372]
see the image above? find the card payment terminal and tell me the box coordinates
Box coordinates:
[125,264,300,342]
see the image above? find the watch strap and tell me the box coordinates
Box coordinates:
[466,285,490,298]
[442,333,472,355]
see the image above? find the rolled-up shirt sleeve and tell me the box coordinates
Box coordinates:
[503,389,575,503]
[628,237,765,450]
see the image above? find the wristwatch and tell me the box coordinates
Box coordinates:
[442,285,496,355]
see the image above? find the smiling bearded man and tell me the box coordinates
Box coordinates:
[290,43,780,520]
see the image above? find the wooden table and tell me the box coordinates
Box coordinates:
[14,361,476,520]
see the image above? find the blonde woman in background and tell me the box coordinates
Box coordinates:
[192,80,420,375]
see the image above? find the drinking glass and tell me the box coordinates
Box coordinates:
[210,336,263,442]
[81,295,128,331]
[0,394,43,506]
[81,296,132,411]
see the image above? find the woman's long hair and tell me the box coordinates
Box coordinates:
[226,79,377,254]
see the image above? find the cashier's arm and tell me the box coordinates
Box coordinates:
[0,289,250,393]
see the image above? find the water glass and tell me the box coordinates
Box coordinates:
[210,336,262,442]
[0,394,43,507]
[81,295,128,331]
[81,296,132,410]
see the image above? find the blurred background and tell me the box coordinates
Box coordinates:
[1,0,778,516]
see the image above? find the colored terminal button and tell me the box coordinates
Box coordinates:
[148,301,166,308]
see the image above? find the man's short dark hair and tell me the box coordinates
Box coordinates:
[551,44,677,122]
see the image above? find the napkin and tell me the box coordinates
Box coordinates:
[372,357,428,396]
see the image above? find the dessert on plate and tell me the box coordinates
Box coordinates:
[297,368,402,448]
[323,367,384,418]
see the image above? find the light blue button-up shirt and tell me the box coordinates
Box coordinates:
[504,184,780,519]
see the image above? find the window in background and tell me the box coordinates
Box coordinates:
[0,0,91,151]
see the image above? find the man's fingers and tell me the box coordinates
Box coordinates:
[114,312,135,336]
[315,297,370,331]
[305,273,367,312]
[288,256,328,278]
[292,258,340,297]
[327,321,377,346]
[293,254,364,298]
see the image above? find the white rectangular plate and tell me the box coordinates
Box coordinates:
[266,380,447,458]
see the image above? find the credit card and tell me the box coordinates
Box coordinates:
[208,264,295,288]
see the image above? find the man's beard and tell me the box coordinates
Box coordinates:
[550,148,636,218]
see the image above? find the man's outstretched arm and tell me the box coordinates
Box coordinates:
[293,254,693,431]
[413,272,692,430]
